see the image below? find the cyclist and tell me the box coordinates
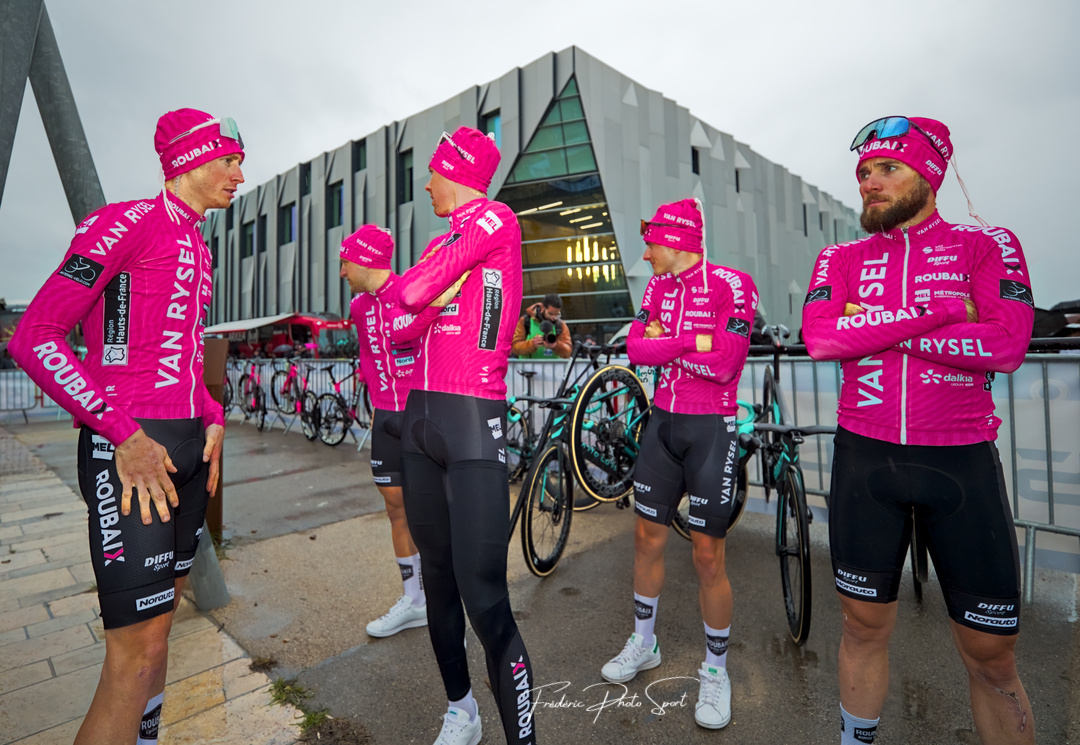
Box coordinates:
[339,224,435,637]
[608,198,758,730]
[9,108,243,745]
[802,116,1035,745]
[393,126,535,745]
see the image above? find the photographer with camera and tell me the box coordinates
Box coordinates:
[511,292,572,358]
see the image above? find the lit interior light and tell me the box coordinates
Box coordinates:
[559,208,581,216]
[603,264,610,281]
[602,212,608,216]
[579,222,603,229]
[518,207,538,215]
[569,215,593,223]
[592,265,599,282]
[567,245,572,263]
[602,247,608,261]
[592,240,598,261]
[538,201,563,210]
[576,267,583,280]
[567,267,573,277]
[575,240,582,263]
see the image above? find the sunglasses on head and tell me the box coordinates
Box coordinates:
[438,132,474,163]
[850,116,946,161]
[168,117,243,149]
[640,219,679,237]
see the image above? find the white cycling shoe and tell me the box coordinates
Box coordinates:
[365,595,427,638]
[695,663,731,729]
[601,632,662,683]
[433,706,482,745]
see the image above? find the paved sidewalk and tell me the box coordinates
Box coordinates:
[0,426,301,744]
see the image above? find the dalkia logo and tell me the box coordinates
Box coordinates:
[920,368,973,384]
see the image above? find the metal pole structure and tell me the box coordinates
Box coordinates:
[0,0,105,223]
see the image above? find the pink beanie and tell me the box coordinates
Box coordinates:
[340,225,394,270]
[642,199,705,253]
[856,116,952,193]
[428,126,500,193]
[155,108,244,181]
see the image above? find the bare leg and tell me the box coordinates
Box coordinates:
[836,595,898,719]
[951,621,1035,744]
[633,517,670,598]
[690,534,731,629]
[378,485,417,558]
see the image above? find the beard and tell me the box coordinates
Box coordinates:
[860,178,932,233]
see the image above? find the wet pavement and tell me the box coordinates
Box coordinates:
[3,411,1079,743]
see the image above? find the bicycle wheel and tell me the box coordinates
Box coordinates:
[253,386,268,432]
[777,466,812,645]
[569,365,651,502]
[673,494,692,541]
[238,374,254,415]
[521,444,574,577]
[504,404,533,483]
[270,370,295,414]
[316,393,350,446]
[222,376,234,415]
[300,390,319,441]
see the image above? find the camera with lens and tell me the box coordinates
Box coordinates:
[539,319,562,345]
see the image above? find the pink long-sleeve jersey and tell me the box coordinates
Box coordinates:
[9,193,224,446]
[628,260,758,415]
[802,211,1034,446]
[393,198,522,400]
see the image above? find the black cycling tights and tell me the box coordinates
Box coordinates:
[402,390,536,744]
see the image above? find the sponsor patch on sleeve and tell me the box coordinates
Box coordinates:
[998,279,1034,307]
[804,286,832,304]
[57,254,105,289]
[441,232,462,247]
[634,309,649,324]
[725,317,750,337]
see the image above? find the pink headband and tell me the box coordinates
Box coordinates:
[340,224,394,270]
[428,126,500,193]
[642,198,705,253]
[155,108,244,181]
[856,116,952,193]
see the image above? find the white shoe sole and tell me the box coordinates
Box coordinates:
[695,707,731,729]
[600,653,662,683]
[365,615,428,638]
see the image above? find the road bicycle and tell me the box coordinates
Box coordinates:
[237,359,268,431]
[507,342,650,577]
[505,370,540,483]
[268,359,320,440]
[222,358,238,417]
[315,361,373,447]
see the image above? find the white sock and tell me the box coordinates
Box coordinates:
[449,689,478,721]
[399,554,424,606]
[704,623,729,668]
[136,692,163,744]
[840,703,879,744]
[633,593,658,648]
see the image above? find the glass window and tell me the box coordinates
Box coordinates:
[397,149,414,204]
[279,202,296,245]
[352,139,367,172]
[563,121,589,146]
[300,162,311,196]
[241,221,254,258]
[211,236,219,269]
[525,125,564,153]
[559,98,584,122]
[562,78,579,97]
[257,214,267,255]
[481,110,501,149]
[515,151,568,182]
[692,148,700,175]
[565,145,596,174]
[326,181,344,227]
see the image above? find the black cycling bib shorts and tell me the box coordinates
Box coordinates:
[829,426,1022,635]
[632,408,739,539]
[370,408,404,487]
[76,418,209,630]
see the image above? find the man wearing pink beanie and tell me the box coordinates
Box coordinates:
[338,225,436,639]
[608,197,759,731]
[803,116,1036,744]
[9,108,243,744]
[392,126,535,745]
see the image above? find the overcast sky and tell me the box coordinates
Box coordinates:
[2,0,1077,308]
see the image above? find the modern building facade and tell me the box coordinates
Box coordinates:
[202,47,860,341]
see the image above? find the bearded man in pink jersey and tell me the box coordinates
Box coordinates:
[10,109,244,744]
[802,116,1035,745]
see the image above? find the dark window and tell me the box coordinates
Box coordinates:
[397,149,414,204]
[211,236,219,269]
[834,219,840,242]
[327,181,344,227]
[352,139,367,172]
[225,204,234,233]
[819,212,824,231]
[241,221,254,258]
[691,148,700,175]
[802,204,808,237]
[278,202,296,245]
[735,170,741,193]
[257,214,267,255]
[481,110,501,149]
[300,162,311,196]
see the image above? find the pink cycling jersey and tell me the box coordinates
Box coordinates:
[802,210,1034,446]
[9,193,223,446]
[627,260,759,415]
[393,198,522,400]
[351,273,431,412]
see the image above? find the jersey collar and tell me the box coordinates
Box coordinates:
[878,210,945,242]
[449,198,487,229]
[157,191,205,228]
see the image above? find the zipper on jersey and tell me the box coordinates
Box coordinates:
[900,228,911,445]
[670,274,687,410]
